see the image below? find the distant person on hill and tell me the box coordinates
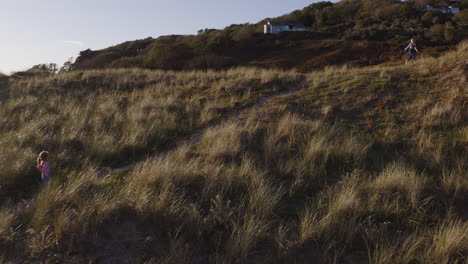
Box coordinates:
[37,151,51,184]
[404,38,419,64]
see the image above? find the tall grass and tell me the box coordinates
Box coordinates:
[0,43,467,262]
[0,68,303,202]
[369,162,426,208]
[426,218,468,264]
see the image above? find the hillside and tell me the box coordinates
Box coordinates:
[67,0,468,72]
[0,37,467,263]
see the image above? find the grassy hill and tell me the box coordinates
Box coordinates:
[0,35,466,263]
[67,0,468,72]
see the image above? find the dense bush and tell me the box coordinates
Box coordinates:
[454,9,468,27]
[187,54,234,69]
[109,56,145,68]
[144,42,194,70]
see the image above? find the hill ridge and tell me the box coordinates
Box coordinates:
[59,0,467,73]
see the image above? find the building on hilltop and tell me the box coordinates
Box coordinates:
[425,1,460,15]
[264,21,306,34]
[425,5,460,15]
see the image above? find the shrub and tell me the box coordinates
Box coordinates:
[425,23,446,42]
[145,43,194,70]
[109,56,145,68]
[186,54,234,70]
[454,9,468,28]
[375,4,403,21]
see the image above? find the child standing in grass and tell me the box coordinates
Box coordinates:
[37,151,51,184]
[404,38,419,64]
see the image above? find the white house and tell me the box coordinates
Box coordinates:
[425,5,460,15]
[264,21,307,34]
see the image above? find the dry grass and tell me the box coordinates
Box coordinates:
[0,67,303,201]
[0,42,467,262]
[426,218,468,264]
[441,164,468,200]
[0,209,14,238]
[364,232,424,264]
[299,172,362,246]
[369,162,426,208]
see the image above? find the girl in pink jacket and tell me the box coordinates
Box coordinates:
[37,151,51,184]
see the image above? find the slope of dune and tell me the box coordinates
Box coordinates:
[0,42,466,263]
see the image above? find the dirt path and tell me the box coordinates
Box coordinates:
[96,83,305,178]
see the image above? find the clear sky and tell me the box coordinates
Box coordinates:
[0,0,337,74]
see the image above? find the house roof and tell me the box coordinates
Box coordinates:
[268,21,306,28]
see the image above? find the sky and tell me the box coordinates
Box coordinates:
[0,0,338,74]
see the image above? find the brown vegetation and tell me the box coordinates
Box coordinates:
[0,42,466,263]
